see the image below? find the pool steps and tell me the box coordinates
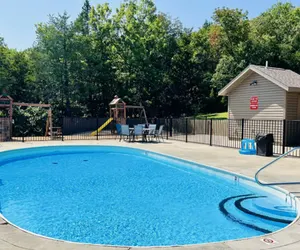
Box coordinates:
[220,194,296,234]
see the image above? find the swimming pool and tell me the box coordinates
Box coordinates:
[0,146,298,246]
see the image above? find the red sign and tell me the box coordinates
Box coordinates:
[250,96,258,110]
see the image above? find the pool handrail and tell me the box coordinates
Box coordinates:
[255,147,300,186]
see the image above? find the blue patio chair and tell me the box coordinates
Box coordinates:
[147,124,157,141]
[133,125,143,141]
[116,123,122,135]
[154,125,164,142]
[119,125,130,142]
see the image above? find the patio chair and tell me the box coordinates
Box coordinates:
[133,125,143,141]
[147,124,157,141]
[115,123,122,139]
[119,125,130,142]
[116,124,122,134]
[154,125,164,142]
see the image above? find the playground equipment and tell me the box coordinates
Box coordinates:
[109,96,148,124]
[0,93,53,141]
[91,117,113,136]
[91,95,148,136]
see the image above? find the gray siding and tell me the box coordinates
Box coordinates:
[286,92,299,120]
[228,72,286,120]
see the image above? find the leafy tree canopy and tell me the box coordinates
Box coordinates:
[1,1,299,119]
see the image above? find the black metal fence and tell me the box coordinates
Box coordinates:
[170,118,300,157]
[10,117,169,142]
[7,116,300,157]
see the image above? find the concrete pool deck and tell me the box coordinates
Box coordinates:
[1,140,300,250]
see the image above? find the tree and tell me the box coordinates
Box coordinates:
[213,8,250,58]
[2,0,300,119]
[211,8,251,96]
[36,12,75,116]
[75,0,91,35]
[251,2,300,71]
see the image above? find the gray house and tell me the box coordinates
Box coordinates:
[218,64,300,120]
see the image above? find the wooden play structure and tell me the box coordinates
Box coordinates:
[0,94,13,141]
[109,95,148,124]
[91,95,148,136]
[0,93,53,141]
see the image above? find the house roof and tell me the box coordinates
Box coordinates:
[218,65,300,96]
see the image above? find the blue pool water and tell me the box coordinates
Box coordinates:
[0,146,297,246]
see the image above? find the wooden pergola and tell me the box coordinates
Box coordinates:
[0,94,53,139]
[14,102,53,137]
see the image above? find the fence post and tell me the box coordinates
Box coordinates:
[282,119,286,155]
[96,117,99,141]
[166,118,169,140]
[185,118,188,143]
[194,117,196,135]
[169,117,173,137]
[241,119,244,140]
[209,119,213,146]
[61,117,64,141]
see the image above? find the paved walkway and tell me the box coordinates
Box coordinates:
[1,140,300,250]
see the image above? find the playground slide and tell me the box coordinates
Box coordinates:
[91,118,113,136]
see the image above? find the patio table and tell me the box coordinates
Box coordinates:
[129,127,155,142]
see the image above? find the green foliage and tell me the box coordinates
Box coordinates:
[1,0,299,121]
[13,106,48,136]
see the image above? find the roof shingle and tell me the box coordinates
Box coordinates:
[251,65,300,88]
[218,64,300,96]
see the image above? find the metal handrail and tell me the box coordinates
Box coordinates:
[255,147,300,186]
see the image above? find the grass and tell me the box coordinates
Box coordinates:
[196,112,228,120]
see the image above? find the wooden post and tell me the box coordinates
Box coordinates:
[116,105,118,122]
[9,99,13,140]
[124,103,127,121]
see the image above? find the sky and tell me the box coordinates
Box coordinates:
[0,0,299,50]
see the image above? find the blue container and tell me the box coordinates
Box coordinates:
[239,139,256,155]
